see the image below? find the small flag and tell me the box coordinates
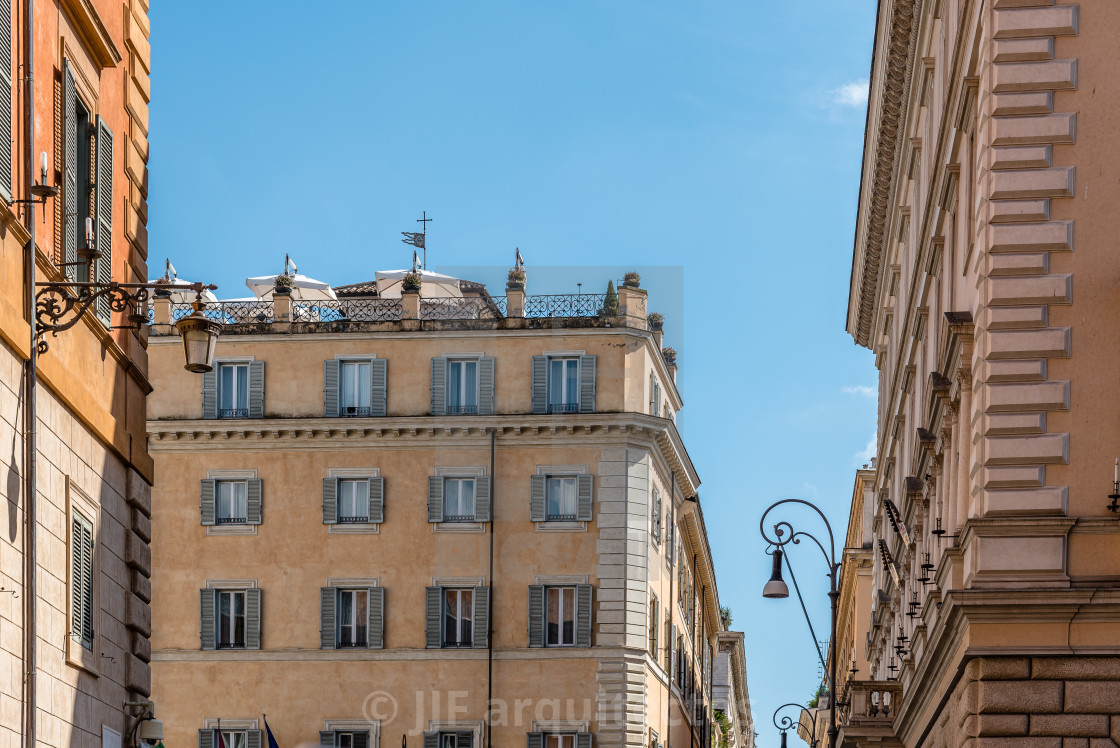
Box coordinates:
[401,232,425,249]
[264,718,281,748]
[218,732,227,748]
[515,248,525,270]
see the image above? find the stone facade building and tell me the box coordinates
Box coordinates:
[145,273,753,748]
[842,1,1120,747]
[0,2,155,748]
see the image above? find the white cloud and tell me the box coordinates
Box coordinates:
[855,433,877,464]
[830,79,870,107]
[842,385,876,398]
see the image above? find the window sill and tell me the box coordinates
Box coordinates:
[65,634,100,677]
[328,522,380,535]
[433,522,485,534]
[535,521,588,533]
[206,524,258,536]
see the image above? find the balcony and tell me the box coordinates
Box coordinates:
[838,681,902,748]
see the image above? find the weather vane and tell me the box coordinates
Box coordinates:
[401,211,432,269]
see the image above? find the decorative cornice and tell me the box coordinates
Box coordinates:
[848,0,923,347]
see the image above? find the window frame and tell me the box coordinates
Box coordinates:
[545,475,579,521]
[218,362,250,418]
[336,588,370,649]
[442,587,474,648]
[544,735,577,748]
[546,357,580,414]
[216,479,249,525]
[544,586,577,647]
[446,358,480,415]
[337,478,371,524]
[339,359,373,417]
[217,589,247,649]
[443,477,476,522]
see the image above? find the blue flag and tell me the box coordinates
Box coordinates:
[264,719,280,748]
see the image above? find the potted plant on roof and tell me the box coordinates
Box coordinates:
[622,271,641,289]
[402,271,422,293]
[647,312,664,332]
[507,267,526,291]
[274,273,294,297]
[662,346,677,366]
[153,275,173,299]
[601,280,619,316]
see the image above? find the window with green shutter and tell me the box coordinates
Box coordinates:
[70,512,94,650]
[93,116,113,326]
[0,0,12,202]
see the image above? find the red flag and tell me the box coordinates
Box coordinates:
[218,732,227,748]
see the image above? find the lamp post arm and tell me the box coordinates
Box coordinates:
[759,498,839,572]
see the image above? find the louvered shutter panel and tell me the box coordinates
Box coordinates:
[353,734,369,748]
[531,356,547,414]
[70,518,82,642]
[369,586,385,648]
[577,474,594,522]
[529,475,546,522]
[320,587,336,649]
[247,730,262,748]
[0,0,11,201]
[576,733,592,748]
[319,732,335,748]
[528,585,545,647]
[94,117,113,326]
[200,480,216,526]
[79,520,93,647]
[578,355,596,413]
[576,584,593,647]
[200,589,216,650]
[324,360,340,416]
[199,731,215,748]
[322,478,337,524]
[63,61,77,275]
[650,598,659,657]
[425,587,441,648]
[478,356,495,415]
[370,358,387,416]
[457,732,474,748]
[245,588,261,650]
[201,368,218,419]
[652,489,661,542]
[368,477,385,523]
[430,358,446,415]
[475,475,491,522]
[472,586,489,649]
[670,624,677,680]
[526,734,544,748]
[247,361,265,418]
[427,477,443,523]
[422,734,438,748]
[246,479,263,524]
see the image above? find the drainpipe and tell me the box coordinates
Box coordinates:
[664,471,675,748]
[486,428,495,748]
[21,0,38,746]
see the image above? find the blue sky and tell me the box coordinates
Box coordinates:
[150,1,877,743]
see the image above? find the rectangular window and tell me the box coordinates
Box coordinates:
[442,588,474,647]
[547,358,580,413]
[218,363,249,418]
[649,594,659,658]
[546,586,576,646]
[71,512,94,650]
[221,732,247,748]
[217,590,246,648]
[340,360,372,416]
[440,736,469,748]
[337,589,369,648]
[546,476,578,520]
[338,479,370,523]
[443,478,476,521]
[545,737,575,748]
[447,359,478,414]
[216,480,249,524]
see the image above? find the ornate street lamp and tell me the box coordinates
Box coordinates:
[760,499,841,748]
[773,703,818,748]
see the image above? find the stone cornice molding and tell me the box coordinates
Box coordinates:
[847,0,923,347]
[61,0,123,69]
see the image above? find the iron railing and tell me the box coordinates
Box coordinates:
[338,515,370,524]
[340,406,372,417]
[421,297,506,320]
[523,293,610,318]
[219,408,249,419]
[296,299,404,322]
[171,300,274,324]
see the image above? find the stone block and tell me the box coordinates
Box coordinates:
[993,114,1076,146]
[993,92,1054,117]
[993,60,1077,93]
[1064,682,1120,714]
[990,168,1072,200]
[1030,715,1109,737]
[126,14,151,73]
[991,253,1049,277]
[985,411,1046,434]
[984,433,1068,465]
[980,658,1033,681]
[130,630,150,662]
[991,199,1050,224]
[990,222,1073,253]
[976,739,1061,748]
[978,715,1031,737]
[994,38,1054,62]
[987,380,1069,412]
[986,307,1048,331]
[125,653,150,697]
[1032,658,1120,681]
[987,276,1071,308]
[979,680,1064,714]
[131,508,150,543]
[130,570,151,603]
[986,329,1071,360]
[981,465,1046,489]
[991,146,1052,171]
[993,5,1078,38]
[124,532,150,575]
[124,593,151,637]
[1064,741,1088,748]
[980,487,1067,516]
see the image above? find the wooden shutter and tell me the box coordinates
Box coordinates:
[369,586,385,649]
[199,730,215,748]
[652,488,661,542]
[472,586,489,649]
[245,588,261,650]
[650,596,658,657]
[576,733,592,748]
[430,358,446,415]
[478,356,495,415]
[475,475,491,522]
[577,474,594,522]
[526,734,544,748]
[528,584,545,647]
[94,117,113,325]
[201,368,218,419]
[247,730,262,748]
[200,480,216,526]
[247,361,265,418]
[579,355,596,413]
[531,356,547,414]
[323,360,340,417]
[427,476,443,523]
[322,478,337,524]
[529,475,546,522]
[0,0,12,201]
[199,589,216,650]
[424,587,441,648]
[422,734,438,748]
[370,358,388,417]
[576,584,592,647]
[71,514,93,649]
[353,734,369,748]
[368,477,385,523]
[457,731,474,748]
[62,61,77,275]
[320,587,336,649]
[319,732,335,748]
[246,479,263,524]
[670,624,677,681]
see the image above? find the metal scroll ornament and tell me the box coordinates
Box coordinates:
[35,282,152,354]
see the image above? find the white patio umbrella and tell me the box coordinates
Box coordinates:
[147,280,218,304]
[244,272,338,301]
[374,269,461,298]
